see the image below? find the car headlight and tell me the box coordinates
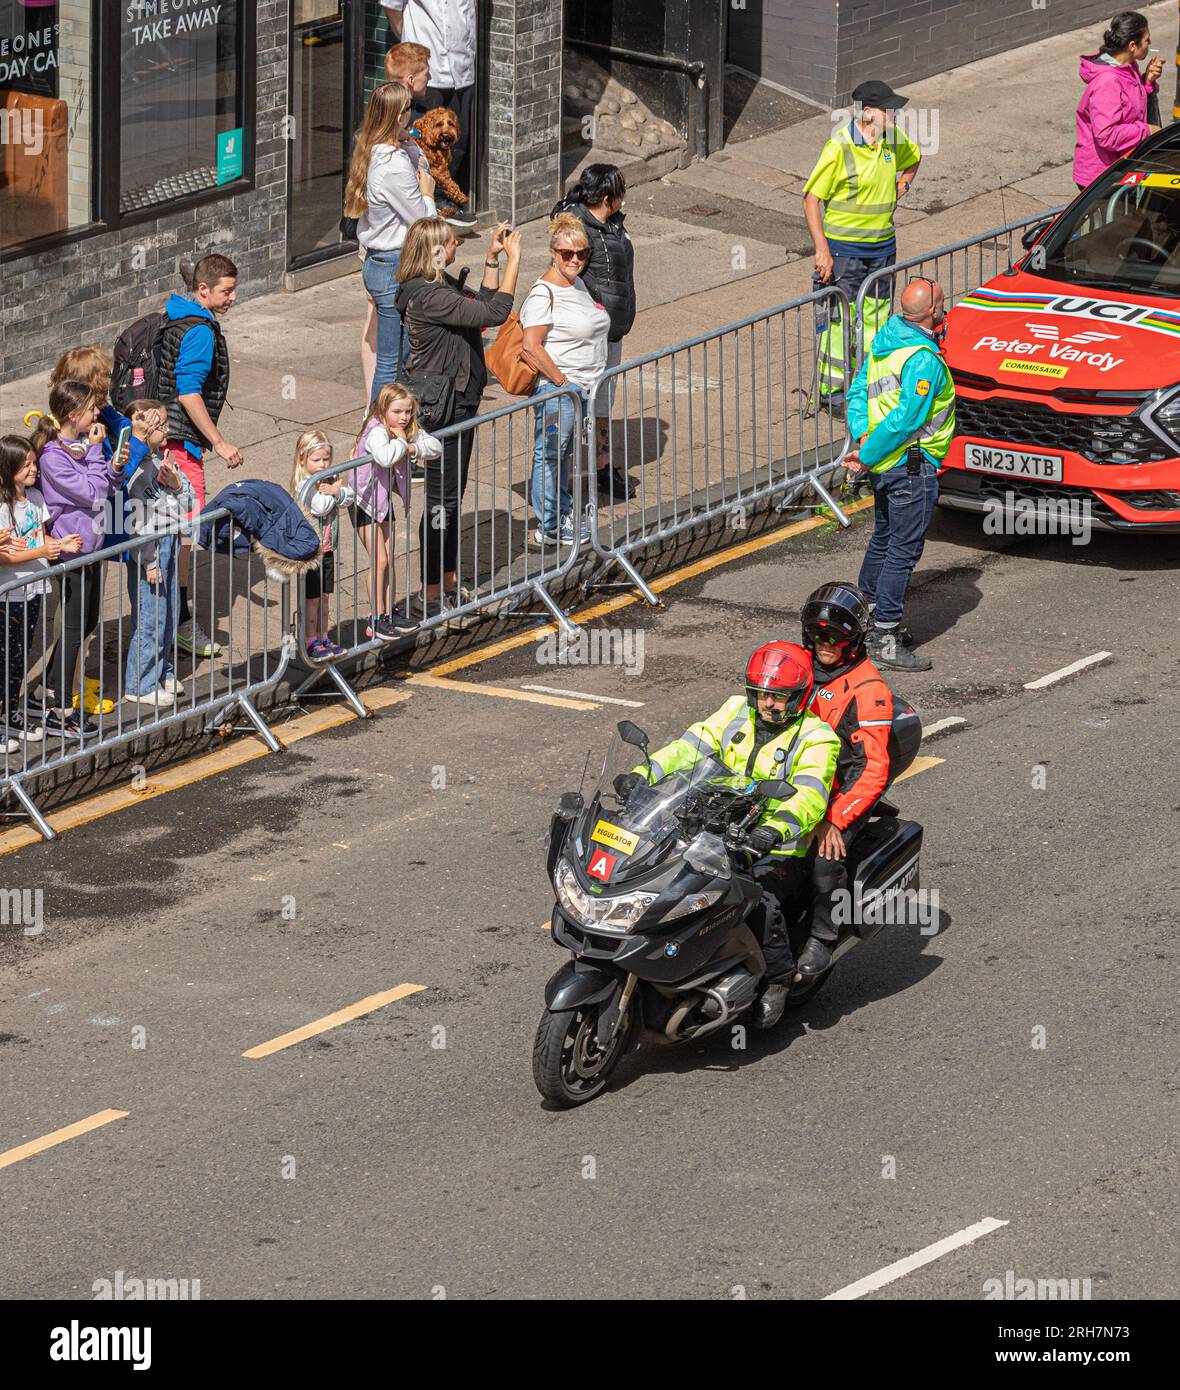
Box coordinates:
[1141,388,1180,452]
[660,887,726,922]
[554,859,659,933]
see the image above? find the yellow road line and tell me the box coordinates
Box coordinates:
[0,497,871,852]
[0,1108,129,1172]
[242,983,427,1059]
[0,688,412,858]
[894,755,944,783]
[426,497,875,679]
[407,673,599,710]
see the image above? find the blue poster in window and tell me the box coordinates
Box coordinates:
[217,128,243,184]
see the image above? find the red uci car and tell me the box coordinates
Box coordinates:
[939,127,1180,532]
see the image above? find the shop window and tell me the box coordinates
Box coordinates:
[0,0,93,249]
[120,0,244,214]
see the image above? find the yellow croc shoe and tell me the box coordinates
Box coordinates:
[72,677,117,716]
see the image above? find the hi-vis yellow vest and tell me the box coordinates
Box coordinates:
[820,125,913,248]
[865,343,956,473]
[641,697,839,857]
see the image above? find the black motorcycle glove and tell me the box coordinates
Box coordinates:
[747,826,782,855]
[613,771,643,800]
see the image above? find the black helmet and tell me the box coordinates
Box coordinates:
[801,581,872,653]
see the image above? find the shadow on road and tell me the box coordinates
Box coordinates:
[603,908,952,1096]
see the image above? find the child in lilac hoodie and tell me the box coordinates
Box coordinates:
[29,379,124,737]
[1075,15,1163,189]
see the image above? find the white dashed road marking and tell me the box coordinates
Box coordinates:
[1024,651,1112,690]
[521,686,645,707]
[923,716,967,739]
[823,1217,1009,1300]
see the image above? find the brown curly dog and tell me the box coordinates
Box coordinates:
[415,106,467,207]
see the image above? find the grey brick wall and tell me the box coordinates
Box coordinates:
[729,0,1118,107]
[0,2,290,386]
[487,0,563,225]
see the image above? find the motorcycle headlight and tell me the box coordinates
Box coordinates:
[660,887,725,922]
[554,859,659,933]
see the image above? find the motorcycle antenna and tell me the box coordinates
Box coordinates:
[577,747,592,795]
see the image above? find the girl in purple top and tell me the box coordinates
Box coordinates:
[351,382,441,643]
[29,379,125,737]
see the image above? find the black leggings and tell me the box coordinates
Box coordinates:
[45,569,103,705]
[1,596,40,719]
[419,390,480,588]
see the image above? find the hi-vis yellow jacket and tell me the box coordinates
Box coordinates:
[642,696,839,857]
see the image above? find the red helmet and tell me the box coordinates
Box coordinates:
[745,641,814,722]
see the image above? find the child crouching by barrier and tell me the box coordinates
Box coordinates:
[291,430,354,660]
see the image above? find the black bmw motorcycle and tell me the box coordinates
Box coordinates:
[533,716,924,1108]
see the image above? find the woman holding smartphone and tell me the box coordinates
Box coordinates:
[1074,11,1163,190]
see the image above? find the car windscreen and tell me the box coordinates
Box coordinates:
[1033,159,1180,297]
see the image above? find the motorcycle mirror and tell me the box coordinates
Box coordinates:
[556,791,583,819]
[617,720,649,750]
[758,779,796,800]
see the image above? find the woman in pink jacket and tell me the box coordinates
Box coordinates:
[1075,11,1164,190]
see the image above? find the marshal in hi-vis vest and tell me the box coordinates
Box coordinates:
[640,696,839,857]
[864,342,956,473]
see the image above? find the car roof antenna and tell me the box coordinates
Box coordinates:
[1000,178,1018,277]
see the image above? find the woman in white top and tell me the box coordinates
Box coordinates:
[344,82,437,404]
[520,212,611,547]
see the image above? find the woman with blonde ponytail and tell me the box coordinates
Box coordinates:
[345,81,437,401]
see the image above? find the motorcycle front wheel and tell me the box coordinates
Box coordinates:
[532,998,632,1108]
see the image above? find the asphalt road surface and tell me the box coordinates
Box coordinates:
[1,504,1176,1302]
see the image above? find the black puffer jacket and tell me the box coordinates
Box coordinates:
[551,199,636,342]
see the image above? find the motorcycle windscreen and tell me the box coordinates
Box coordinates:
[579,734,747,886]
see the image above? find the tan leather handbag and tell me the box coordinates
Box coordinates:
[485,284,554,395]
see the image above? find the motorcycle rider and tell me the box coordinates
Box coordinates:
[630,642,839,1029]
[798,581,894,977]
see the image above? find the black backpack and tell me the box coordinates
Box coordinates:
[110,311,207,411]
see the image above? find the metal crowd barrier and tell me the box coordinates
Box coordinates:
[585,286,854,603]
[853,205,1070,362]
[290,386,589,714]
[2,214,1078,840]
[1,511,294,840]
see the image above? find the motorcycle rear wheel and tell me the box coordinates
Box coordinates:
[532,999,631,1108]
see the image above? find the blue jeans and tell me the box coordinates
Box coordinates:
[529,385,578,534]
[363,248,406,402]
[125,533,178,695]
[858,458,940,625]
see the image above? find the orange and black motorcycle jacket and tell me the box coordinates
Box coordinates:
[808,654,894,831]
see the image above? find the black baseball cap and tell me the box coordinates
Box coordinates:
[851,80,908,111]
